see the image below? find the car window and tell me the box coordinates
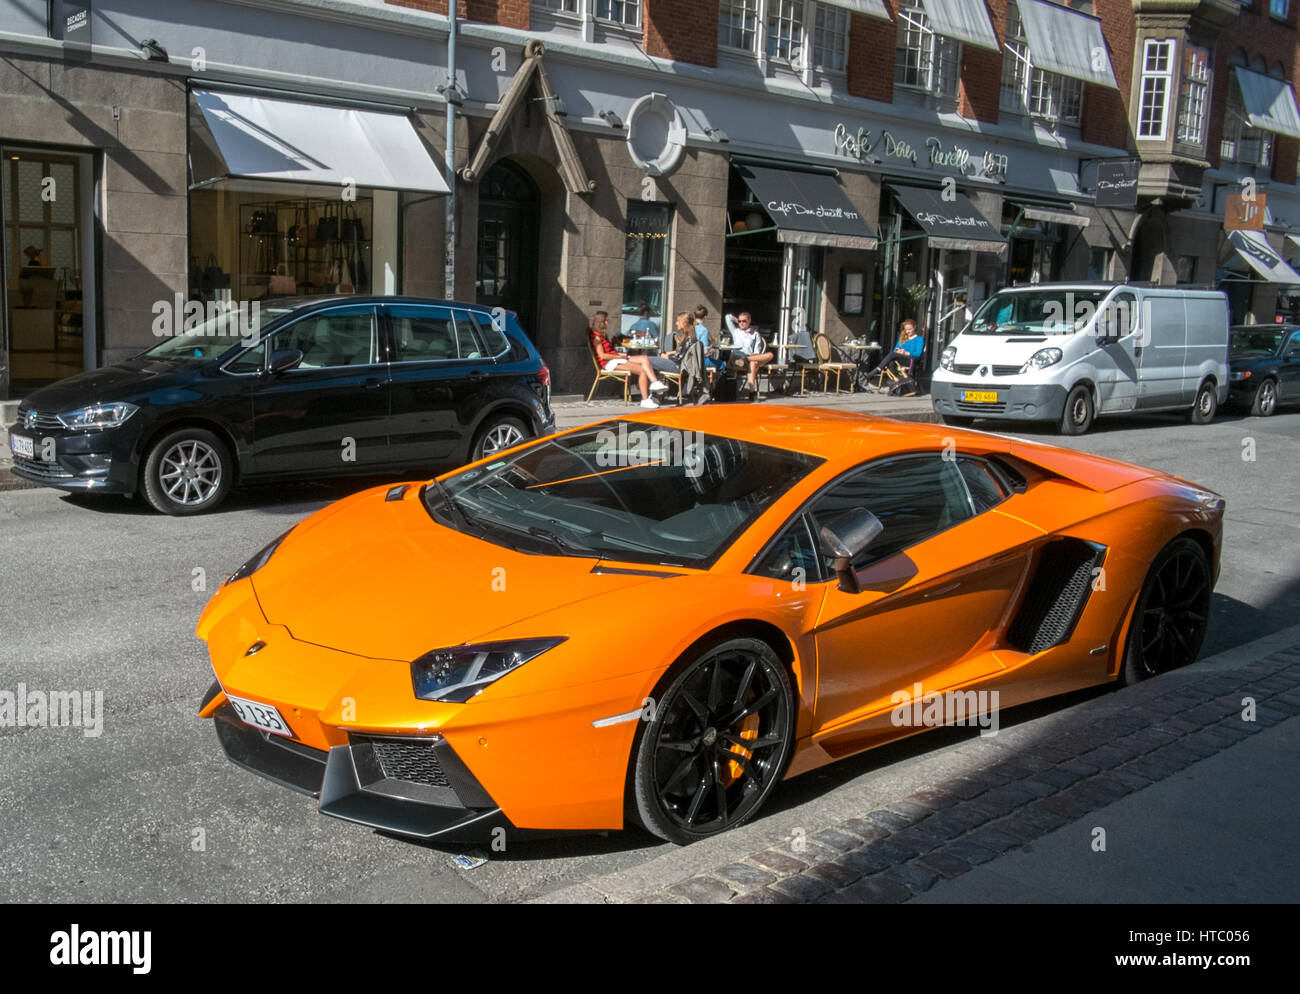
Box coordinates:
[1288,332,1300,357]
[752,514,822,583]
[956,457,1009,515]
[470,310,512,357]
[273,307,377,368]
[225,339,266,374]
[808,455,976,570]
[1100,291,1138,338]
[388,304,464,362]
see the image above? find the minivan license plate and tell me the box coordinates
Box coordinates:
[10,434,34,458]
[962,391,998,404]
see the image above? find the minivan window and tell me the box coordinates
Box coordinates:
[470,310,512,357]
[967,290,1109,336]
[273,308,378,368]
[143,306,291,361]
[389,304,462,362]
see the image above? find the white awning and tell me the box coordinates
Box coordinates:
[190,89,448,193]
[824,0,891,19]
[919,0,999,52]
[1233,68,1300,140]
[1015,0,1118,89]
[1021,205,1090,228]
[1228,229,1300,285]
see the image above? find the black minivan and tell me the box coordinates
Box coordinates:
[8,296,554,514]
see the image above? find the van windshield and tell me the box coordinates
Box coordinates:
[967,290,1110,336]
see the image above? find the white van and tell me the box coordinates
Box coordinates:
[930,283,1229,434]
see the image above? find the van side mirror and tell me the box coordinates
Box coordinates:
[268,348,303,375]
[820,508,884,594]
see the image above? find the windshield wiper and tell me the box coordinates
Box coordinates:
[426,478,477,534]
[525,525,598,557]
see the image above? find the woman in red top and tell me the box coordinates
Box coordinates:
[589,310,669,408]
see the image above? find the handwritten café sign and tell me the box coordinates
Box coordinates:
[833,123,1009,181]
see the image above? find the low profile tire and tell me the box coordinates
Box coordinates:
[1188,381,1217,424]
[1058,384,1094,435]
[1251,378,1278,417]
[1120,536,1212,686]
[141,428,232,516]
[472,415,530,461]
[941,414,976,428]
[631,636,795,845]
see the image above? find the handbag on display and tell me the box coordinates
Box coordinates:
[201,253,229,298]
[286,208,306,246]
[340,205,365,242]
[315,204,339,243]
[269,263,297,296]
[248,209,278,235]
[335,259,355,294]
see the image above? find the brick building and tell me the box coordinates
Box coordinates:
[3,0,1300,399]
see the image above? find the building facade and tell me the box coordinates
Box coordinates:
[3,0,1300,399]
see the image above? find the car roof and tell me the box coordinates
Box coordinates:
[608,405,963,462]
[271,295,501,313]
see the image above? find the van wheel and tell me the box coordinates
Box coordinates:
[1058,385,1094,435]
[1188,381,1217,424]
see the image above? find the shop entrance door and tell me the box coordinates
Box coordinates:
[2,147,95,396]
[475,160,539,340]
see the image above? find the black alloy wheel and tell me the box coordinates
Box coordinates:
[632,637,794,844]
[1121,536,1212,684]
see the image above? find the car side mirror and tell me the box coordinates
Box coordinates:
[268,348,303,375]
[820,508,884,594]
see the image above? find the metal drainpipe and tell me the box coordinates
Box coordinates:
[445,4,458,300]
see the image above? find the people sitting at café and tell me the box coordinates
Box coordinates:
[589,309,669,408]
[724,311,774,396]
[868,319,924,386]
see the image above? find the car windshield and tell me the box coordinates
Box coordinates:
[141,304,291,361]
[967,290,1110,336]
[1230,328,1286,358]
[425,422,822,568]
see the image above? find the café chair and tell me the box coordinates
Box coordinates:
[813,333,857,394]
[586,342,631,402]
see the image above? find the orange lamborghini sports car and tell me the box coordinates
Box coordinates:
[197,406,1223,844]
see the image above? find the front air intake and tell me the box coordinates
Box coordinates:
[1006,538,1106,654]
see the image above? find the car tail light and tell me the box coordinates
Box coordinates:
[538,364,551,388]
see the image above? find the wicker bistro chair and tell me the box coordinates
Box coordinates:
[587,342,631,402]
[874,352,921,396]
[813,333,858,393]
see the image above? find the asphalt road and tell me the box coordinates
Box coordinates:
[1,410,1297,903]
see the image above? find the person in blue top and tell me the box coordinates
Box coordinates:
[626,305,659,342]
[692,305,724,372]
[869,318,924,384]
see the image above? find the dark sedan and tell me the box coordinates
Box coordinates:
[1227,324,1300,417]
[8,296,554,514]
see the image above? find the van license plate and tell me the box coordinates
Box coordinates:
[962,391,999,404]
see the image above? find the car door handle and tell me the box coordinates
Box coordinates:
[467,370,485,382]
[364,377,384,390]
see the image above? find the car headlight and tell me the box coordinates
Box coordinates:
[411,637,567,703]
[940,347,956,371]
[1230,370,1252,381]
[58,402,139,431]
[225,528,293,586]
[1020,347,1063,373]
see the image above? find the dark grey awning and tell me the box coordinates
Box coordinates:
[190,89,447,192]
[891,184,1007,254]
[1007,198,1090,228]
[737,163,877,250]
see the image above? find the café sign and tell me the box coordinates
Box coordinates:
[833,123,1009,181]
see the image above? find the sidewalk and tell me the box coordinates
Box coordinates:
[536,625,1300,904]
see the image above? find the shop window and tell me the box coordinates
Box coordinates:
[1000,3,1083,126]
[895,0,960,98]
[595,0,640,27]
[622,202,673,338]
[1175,45,1211,148]
[1087,248,1113,281]
[1175,255,1198,283]
[1137,39,1175,140]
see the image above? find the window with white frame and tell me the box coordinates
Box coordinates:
[767,0,803,61]
[595,0,640,27]
[895,0,960,97]
[534,0,580,12]
[1175,45,1211,147]
[719,0,760,51]
[717,1,848,72]
[1137,39,1175,139]
[999,3,1082,124]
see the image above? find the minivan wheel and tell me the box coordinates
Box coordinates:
[1251,379,1278,417]
[1188,381,1217,424]
[141,428,232,515]
[1058,384,1094,435]
[472,415,530,460]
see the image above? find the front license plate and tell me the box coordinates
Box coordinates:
[225,693,294,738]
[961,390,999,404]
[10,434,34,459]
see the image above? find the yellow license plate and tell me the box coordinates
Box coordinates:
[961,390,999,403]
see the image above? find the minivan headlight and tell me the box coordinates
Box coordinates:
[1020,348,1063,373]
[59,402,139,431]
[940,347,956,371]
